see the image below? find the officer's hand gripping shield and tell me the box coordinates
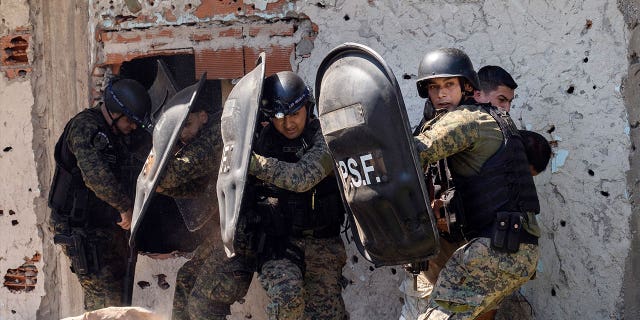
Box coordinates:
[217,53,265,257]
[130,74,206,245]
[315,43,439,266]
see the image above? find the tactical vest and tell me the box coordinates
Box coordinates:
[253,118,344,238]
[452,105,540,236]
[48,107,122,229]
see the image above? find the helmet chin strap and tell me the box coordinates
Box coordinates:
[105,106,125,135]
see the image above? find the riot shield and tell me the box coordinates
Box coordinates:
[146,60,179,131]
[217,53,265,257]
[315,43,439,266]
[130,74,206,246]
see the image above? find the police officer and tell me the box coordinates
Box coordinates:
[49,78,151,310]
[247,71,347,319]
[150,99,254,320]
[406,48,541,320]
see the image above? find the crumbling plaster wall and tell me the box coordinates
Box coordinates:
[618,1,640,319]
[0,0,45,319]
[0,0,633,319]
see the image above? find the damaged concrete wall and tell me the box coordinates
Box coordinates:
[618,1,640,319]
[0,0,45,319]
[0,0,635,319]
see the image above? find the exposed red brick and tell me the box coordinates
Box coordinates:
[311,22,319,33]
[247,22,294,37]
[133,14,156,24]
[163,7,177,23]
[114,33,142,44]
[2,67,32,80]
[195,48,245,79]
[194,0,243,19]
[244,0,289,15]
[244,44,293,77]
[103,48,193,66]
[190,33,212,42]
[1,33,30,66]
[218,26,243,38]
[157,29,174,38]
[3,253,39,293]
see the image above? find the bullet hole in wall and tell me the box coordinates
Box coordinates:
[551,288,556,296]
[390,268,397,275]
[11,310,16,314]
[3,252,40,293]
[3,146,12,152]
[369,266,375,272]
[588,169,594,176]
[547,125,555,134]
[403,73,411,80]
[352,255,359,264]
[137,281,151,289]
[185,3,192,10]
[344,14,350,21]
[171,5,175,10]
[560,220,566,227]
[316,2,326,8]
[592,85,596,90]
[583,57,589,63]
[566,86,575,94]
[9,210,15,215]
[600,191,609,197]
[585,19,593,29]
[148,0,154,6]
[28,188,32,192]
[11,220,18,226]
[154,274,170,290]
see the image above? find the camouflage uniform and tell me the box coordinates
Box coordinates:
[51,107,133,310]
[409,105,540,320]
[155,116,254,320]
[250,122,348,320]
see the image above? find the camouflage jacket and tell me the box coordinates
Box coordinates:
[413,104,503,177]
[249,124,334,193]
[157,116,223,198]
[66,107,133,213]
[414,104,540,236]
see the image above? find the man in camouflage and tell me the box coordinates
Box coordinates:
[49,78,151,310]
[402,48,540,320]
[247,71,347,320]
[147,100,254,320]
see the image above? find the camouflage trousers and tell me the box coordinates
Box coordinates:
[418,237,539,320]
[401,237,467,320]
[172,219,254,320]
[258,236,347,320]
[74,227,130,311]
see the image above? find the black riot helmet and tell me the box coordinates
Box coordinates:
[104,78,152,129]
[416,48,480,98]
[261,71,313,119]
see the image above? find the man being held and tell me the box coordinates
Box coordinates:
[474,65,518,113]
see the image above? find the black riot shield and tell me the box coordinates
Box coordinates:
[217,53,265,257]
[130,74,206,246]
[315,43,439,266]
[146,60,179,131]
